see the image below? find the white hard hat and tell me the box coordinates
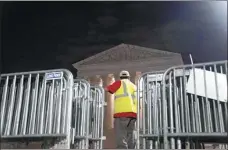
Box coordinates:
[119,70,130,77]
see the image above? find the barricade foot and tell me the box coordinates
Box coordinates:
[0,141,28,149]
[41,138,69,149]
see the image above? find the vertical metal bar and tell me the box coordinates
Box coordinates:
[214,64,223,132]
[78,81,84,149]
[100,88,105,149]
[36,77,44,134]
[183,69,189,136]
[196,97,202,132]
[136,76,141,149]
[184,71,191,148]
[84,82,88,149]
[147,79,152,148]
[86,82,91,149]
[29,74,40,134]
[73,93,77,147]
[12,75,24,135]
[5,75,17,135]
[94,88,98,148]
[192,66,198,133]
[179,76,185,133]
[52,81,58,134]
[150,81,154,149]
[72,85,76,146]
[74,85,79,142]
[28,83,36,134]
[197,97,202,133]
[162,71,169,149]
[190,94,196,132]
[62,71,73,149]
[56,79,63,134]
[168,71,175,149]
[142,78,146,149]
[44,85,51,133]
[218,65,225,133]
[97,88,101,149]
[209,66,218,132]
[96,89,100,148]
[21,74,32,135]
[158,82,162,147]
[92,89,95,139]
[201,95,207,132]
[78,82,84,148]
[61,78,67,134]
[154,76,159,148]
[221,63,228,132]
[193,98,199,133]
[203,66,212,133]
[0,76,9,135]
[38,77,47,134]
[47,79,55,134]
[173,69,181,149]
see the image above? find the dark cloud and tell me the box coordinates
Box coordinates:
[1,1,227,74]
[96,16,119,28]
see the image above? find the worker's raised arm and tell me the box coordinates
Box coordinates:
[105,80,121,94]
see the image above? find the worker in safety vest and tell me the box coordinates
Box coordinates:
[105,70,137,149]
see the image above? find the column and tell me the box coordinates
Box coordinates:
[89,76,101,86]
[103,74,115,129]
[102,74,116,149]
[135,71,143,127]
[96,75,103,87]
[135,71,142,86]
[130,72,136,84]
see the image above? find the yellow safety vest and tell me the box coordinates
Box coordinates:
[114,79,137,114]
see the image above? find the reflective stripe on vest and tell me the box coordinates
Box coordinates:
[115,81,135,101]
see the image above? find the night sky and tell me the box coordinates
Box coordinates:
[1,1,227,77]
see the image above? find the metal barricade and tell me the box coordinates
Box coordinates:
[0,69,74,149]
[88,86,106,149]
[71,80,106,149]
[161,60,228,149]
[136,71,165,149]
[71,79,90,149]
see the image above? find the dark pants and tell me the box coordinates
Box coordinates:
[114,117,136,149]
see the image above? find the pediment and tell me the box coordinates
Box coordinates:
[72,43,182,67]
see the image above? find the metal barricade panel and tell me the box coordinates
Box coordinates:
[136,60,228,149]
[72,79,90,149]
[136,71,165,149]
[88,86,105,149]
[0,69,74,149]
[72,80,105,149]
[161,60,228,149]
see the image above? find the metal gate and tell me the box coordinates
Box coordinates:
[0,69,74,149]
[88,86,106,149]
[136,60,228,149]
[136,71,165,149]
[71,79,90,149]
[71,80,106,149]
[161,60,228,149]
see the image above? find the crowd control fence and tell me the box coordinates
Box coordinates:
[88,86,106,149]
[71,79,90,149]
[1,60,227,149]
[136,70,166,149]
[71,79,105,149]
[136,60,228,149]
[0,69,74,149]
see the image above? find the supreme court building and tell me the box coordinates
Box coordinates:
[72,43,184,148]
